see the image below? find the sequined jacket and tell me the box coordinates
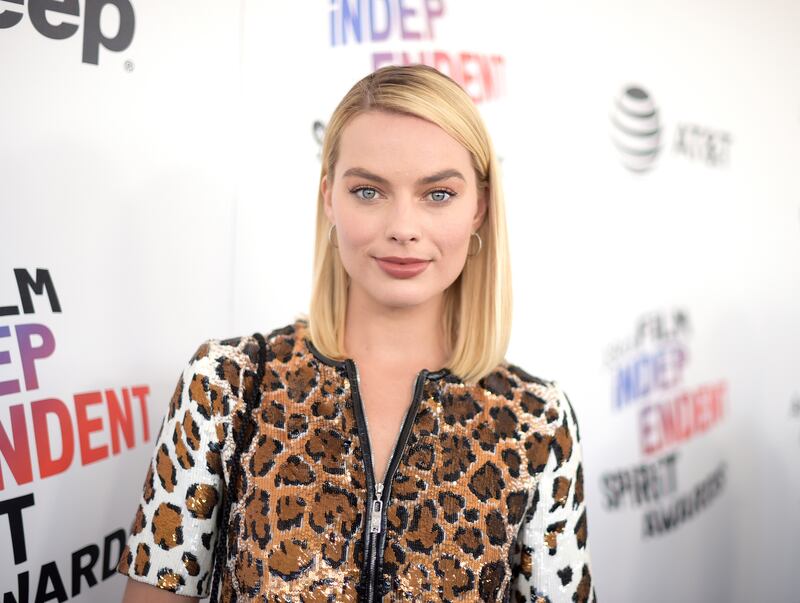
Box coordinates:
[116,319,597,602]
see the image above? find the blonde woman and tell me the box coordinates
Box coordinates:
[117,64,597,603]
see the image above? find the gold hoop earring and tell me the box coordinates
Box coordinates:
[328,224,338,248]
[467,232,482,257]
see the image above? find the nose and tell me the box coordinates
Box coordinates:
[384,193,421,244]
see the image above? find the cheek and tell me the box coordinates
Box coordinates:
[340,224,375,250]
[435,218,473,255]
[335,205,377,255]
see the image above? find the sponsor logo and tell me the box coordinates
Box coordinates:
[1,492,126,599]
[602,308,728,538]
[0,0,135,65]
[312,119,326,160]
[1,268,152,492]
[673,123,732,166]
[1,268,150,597]
[609,84,733,173]
[607,309,726,455]
[600,450,727,537]
[602,452,679,510]
[610,85,662,173]
[328,0,506,103]
[640,461,725,537]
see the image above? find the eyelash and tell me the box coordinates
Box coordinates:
[349,186,457,203]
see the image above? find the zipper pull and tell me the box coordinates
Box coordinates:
[370,483,384,534]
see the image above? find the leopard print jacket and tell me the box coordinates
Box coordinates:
[116,318,597,602]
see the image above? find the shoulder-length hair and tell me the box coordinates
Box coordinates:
[304,64,512,385]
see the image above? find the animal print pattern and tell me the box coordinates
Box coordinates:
[116,319,596,602]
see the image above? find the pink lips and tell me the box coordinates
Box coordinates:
[374,256,431,279]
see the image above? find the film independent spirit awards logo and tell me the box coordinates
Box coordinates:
[610,85,662,173]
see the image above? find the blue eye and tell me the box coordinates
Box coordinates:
[353,187,378,200]
[429,189,454,203]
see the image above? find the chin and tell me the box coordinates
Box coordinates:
[370,286,438,309]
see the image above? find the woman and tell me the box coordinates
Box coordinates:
[117,64,597,602]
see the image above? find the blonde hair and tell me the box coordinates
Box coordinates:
[304,64,512,384]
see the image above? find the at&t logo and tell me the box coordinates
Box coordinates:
[610,85,662,173]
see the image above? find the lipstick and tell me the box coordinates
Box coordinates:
[374,257,431,279]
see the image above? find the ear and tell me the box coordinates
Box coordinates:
[472,183,488,232]
[321,173,334,224]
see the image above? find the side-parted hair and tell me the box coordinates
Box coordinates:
[304,64,512,385]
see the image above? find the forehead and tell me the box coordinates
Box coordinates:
[336,110,474,179]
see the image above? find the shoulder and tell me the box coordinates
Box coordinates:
[477,362,555,398]
[481,363,586,486]
[199,319,305,371]
[174,325,291,420]
[474,361,581,440]
[474,360,557,405]
[193,318,308,388]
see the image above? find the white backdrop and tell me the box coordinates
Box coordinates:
[1,1,798,602]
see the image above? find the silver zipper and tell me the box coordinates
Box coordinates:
[348,360,430,602]
[370,483,384,533]
[352,361,422,535]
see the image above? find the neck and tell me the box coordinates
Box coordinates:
[343,285,449,373]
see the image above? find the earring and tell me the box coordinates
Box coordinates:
[328,224,338,248]
[467,232,482,257]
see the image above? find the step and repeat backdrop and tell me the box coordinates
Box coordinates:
[1,1,798,602]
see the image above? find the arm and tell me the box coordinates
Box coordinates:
[511,383,597,602]
[115,339,241,599]
[121,577,201,602]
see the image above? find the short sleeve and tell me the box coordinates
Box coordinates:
[510,383,597,603]
[115,340,234,597]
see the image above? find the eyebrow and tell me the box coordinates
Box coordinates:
[341,167,466,186]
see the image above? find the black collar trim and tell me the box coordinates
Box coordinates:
[303,335,450,381]
[304,335,347,369]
